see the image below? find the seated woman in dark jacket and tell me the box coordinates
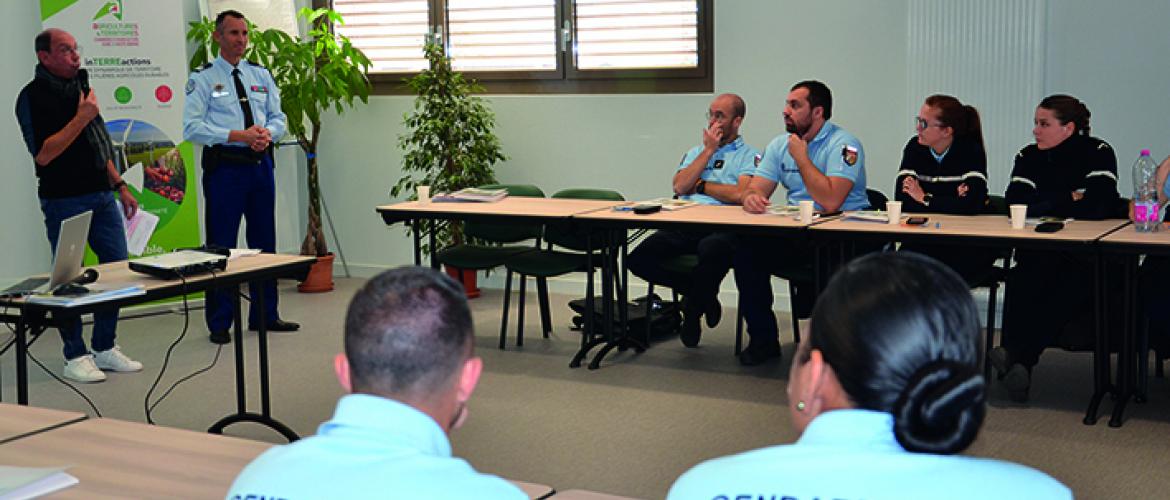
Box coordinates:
[991,95,1122,402]
[895,94,995,285]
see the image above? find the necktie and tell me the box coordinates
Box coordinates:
[231,68,255,129]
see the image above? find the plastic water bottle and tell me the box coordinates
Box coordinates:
[1133,149,1159,232]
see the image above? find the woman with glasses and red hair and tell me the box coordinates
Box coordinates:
[894,94,995,285]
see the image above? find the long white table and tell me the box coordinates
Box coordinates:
[0,253,315,440]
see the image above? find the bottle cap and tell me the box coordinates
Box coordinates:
[1141,149,1151,156]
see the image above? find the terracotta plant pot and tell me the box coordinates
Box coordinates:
[297,253,335,293]
[444,264,481,299]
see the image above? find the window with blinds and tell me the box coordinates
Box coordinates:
[329,0,710,93]
[333,0,430,73]
[446,0,558,72]
[573,0,698,70]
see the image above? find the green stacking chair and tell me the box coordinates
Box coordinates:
[434,184,546,288]
[498,188,625,349]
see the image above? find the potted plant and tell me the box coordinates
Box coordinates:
[392,40,506,294]
[187,7,371,292]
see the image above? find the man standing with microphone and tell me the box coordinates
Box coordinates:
[16,28,143,383]
[183,10,299,344]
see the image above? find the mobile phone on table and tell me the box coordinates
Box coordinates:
[905,216,929,225]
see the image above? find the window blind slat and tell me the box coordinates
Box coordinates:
[573,0,697,70]
[335,0,429,73]
[447,0,557,72]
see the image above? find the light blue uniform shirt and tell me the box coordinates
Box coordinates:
[676,136,761,205]
[668,409,1071,500]
[753,121,870,211]
[227,394,526,500]
[183,55,286,147]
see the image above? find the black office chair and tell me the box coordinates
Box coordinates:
[972,195,1013,379]
[434,183,546,292]
[498,188,624,349]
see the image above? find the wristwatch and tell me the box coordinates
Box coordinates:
[922,193,933,207]
[695,179,707,195]
[112,180,127,191]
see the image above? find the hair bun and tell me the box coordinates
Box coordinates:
[892,360,986,454]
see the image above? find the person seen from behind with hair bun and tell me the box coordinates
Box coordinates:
[668,252,1070,499]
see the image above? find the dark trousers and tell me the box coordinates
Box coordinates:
[732,235,816,345]
[898,244,999,288]
[40,191,128,359]
[627,230,737,319]
[202,155,279,331]
[1140,255,1170,355]
[1002,250,1092,367]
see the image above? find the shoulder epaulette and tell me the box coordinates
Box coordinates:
[246,60,265,68]
[194,62,213,72]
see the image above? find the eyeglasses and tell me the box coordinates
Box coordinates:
[706,111,730,122]
[914,116,944,130]
[55,45,82,56]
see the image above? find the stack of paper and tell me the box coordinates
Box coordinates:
[433,187,509,203]
[843,210,891,223]
[26,283,147,307]
[0,465,78,499]
[640,198,698,211]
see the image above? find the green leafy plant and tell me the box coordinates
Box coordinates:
[187,7,371,257]
[392,40,505,249]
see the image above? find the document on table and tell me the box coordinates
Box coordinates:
[0,465,78,499]
[26,283,146,307]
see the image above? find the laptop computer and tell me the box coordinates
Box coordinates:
[1,211,93,298]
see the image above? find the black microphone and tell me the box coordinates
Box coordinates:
[77,68,90,97]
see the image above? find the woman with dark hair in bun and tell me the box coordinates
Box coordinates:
[668,252,1070,499]
[896,94,996,285]
[993,95,1123,402]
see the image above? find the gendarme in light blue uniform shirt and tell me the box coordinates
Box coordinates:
[754,121,870,211]
[677,136,761,205]
[227,394,526,500]
[668,409,1071,500]
[182,55,286,146]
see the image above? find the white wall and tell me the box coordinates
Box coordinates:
[2,1,50,282]
[1046,0,1170,174]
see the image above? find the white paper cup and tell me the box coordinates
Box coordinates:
[417,185,431,204]
[1010,204,1027,229]
[886,201,902,225]
[798,200,815,224]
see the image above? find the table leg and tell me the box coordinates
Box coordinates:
[15,315,29,405]
[1109,255,1137,427]
[571,231,602,368]
[412,219,422,266]
[1084,250,1113,425]
[207,283,300,442]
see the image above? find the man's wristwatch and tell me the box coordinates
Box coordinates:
[695,179,707,195]
[112,180,127,191]
[922,193,933,207]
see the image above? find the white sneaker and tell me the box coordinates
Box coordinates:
[93,346,143,372]
[63,355,106,383]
